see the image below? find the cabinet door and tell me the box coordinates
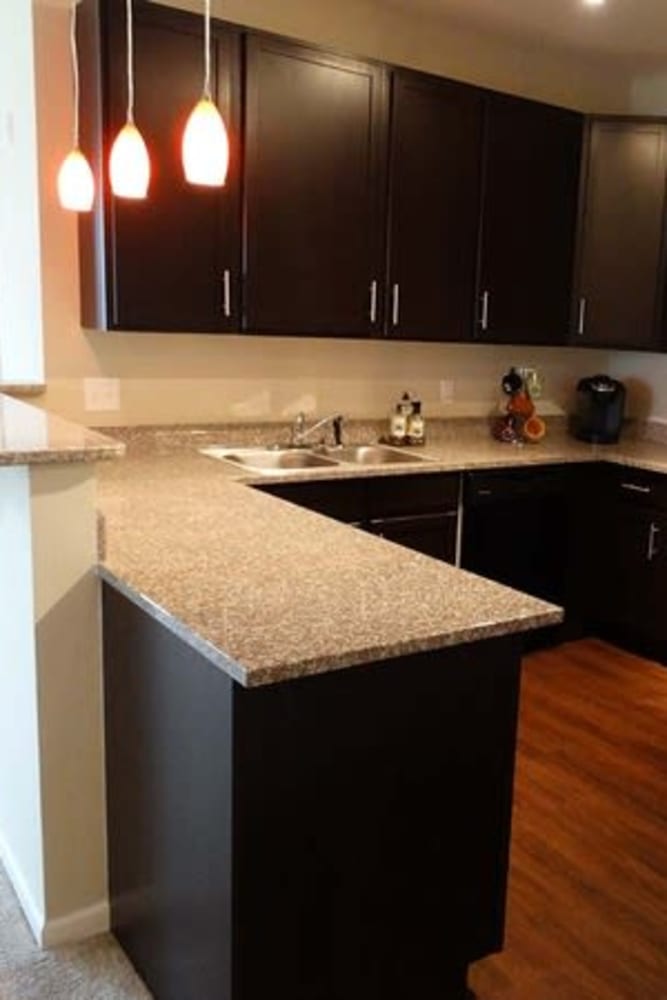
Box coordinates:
[244,34,388,336]
[574,120,667,350]
[369,512,457,562]
[386,71,483,342]
[595,500,667,645]
[462,468,567,606]
[79,0,242,332]
[477,95,583,346]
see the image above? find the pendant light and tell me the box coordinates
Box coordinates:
[110,0,150,198]
[57,1,95,212]
[182,0,229,187]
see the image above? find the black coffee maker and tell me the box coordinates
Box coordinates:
[572,375,626,444]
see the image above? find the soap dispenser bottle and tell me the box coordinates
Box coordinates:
[407,400,425,444]
[390,405,408,443]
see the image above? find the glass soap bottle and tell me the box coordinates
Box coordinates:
[407,401,425,444]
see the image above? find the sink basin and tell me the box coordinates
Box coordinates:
[327,445,429,466]
[201,447,340,474]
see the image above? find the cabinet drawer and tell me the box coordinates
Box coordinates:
[254,479,365,523]
[366,473,459,517]
[600,465,667,511]
[465,466,566,505]
[369,511,457,563]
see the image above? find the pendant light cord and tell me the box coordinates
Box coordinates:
[203,0,212,100]
[69,1,80,147]
[126,0,135,123]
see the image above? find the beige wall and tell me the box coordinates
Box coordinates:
[34,0,654,428]
[31,464,108,944]
[0,0,44,383]
[0,459,106,947]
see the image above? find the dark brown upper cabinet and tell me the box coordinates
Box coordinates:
[78,0,242,332]
[385,71,483,342]
[476,95,583,346]
[573,119,667,351]
[243,34,389,337]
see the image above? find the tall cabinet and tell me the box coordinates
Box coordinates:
[573,119,667,350]
[243,35,388,337]
[78,0,242,332]
[384,71,483,342]
[476,95,583,346]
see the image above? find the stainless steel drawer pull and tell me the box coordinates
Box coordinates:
[223,269,232,318]
[392,283,400,327]
[621,482,651,494]
[577,297,587,336]
[369,280,378,324]
[480,291,490,332]
[648,522,660,561]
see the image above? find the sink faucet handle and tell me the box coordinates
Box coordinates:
[332,415,344,447]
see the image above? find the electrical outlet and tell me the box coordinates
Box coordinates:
[439,379,454,403]
[84,378,120,412]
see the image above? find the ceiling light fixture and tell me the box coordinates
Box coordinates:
[582,0,605,6]
[57,1,95,212]
[109,0,150,198]
[182,0,229,187]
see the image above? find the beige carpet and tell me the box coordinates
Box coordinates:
[0,864,151,999]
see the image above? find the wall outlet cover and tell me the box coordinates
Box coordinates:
[84,378,120,412]
[439,379,454,403]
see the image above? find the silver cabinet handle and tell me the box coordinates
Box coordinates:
[648,522,660,561]
[369,280,378,324]
[621,482,651,494]
[392,283,400,327]
[480,290,490,331]
[577,297,587,336]
[223,269,232,318]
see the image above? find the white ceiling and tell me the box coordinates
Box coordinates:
[382,0,667,61]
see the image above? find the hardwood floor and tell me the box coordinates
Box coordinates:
[469,638,667,1000]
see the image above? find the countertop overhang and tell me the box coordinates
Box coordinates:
[0,392,124,465]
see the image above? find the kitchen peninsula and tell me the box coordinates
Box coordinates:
[9,396,667,998]
[95,422,565,1000]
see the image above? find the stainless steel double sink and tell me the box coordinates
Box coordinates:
[200,444,431,475]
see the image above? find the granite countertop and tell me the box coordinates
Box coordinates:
[0,393,124,465]
[94,418,667,689]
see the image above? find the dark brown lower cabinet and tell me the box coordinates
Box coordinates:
[571,464,667,660]
[255,472,459,563]
[103,583,522,1000]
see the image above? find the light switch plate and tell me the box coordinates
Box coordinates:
[84,377,121,412]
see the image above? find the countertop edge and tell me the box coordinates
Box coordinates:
[98,567,251,686]
[98,564,563,689]
[0,393,126,465]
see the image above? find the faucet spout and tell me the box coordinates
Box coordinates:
[291,412,344,448]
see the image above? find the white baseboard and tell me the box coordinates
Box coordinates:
[42,898,110,947]
[0,830,110,947]
[0,830,44,944]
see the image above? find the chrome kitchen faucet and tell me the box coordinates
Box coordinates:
[290,412,344,448]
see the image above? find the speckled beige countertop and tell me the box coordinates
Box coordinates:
[0,393,123,465]
[93,417,667,688]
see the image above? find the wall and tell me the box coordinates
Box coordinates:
[33,0,625,428]
[0,465,45,938]
[0,456,106,947]
[0,0,45,384]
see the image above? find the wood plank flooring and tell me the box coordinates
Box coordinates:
[469,638,667,1000]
